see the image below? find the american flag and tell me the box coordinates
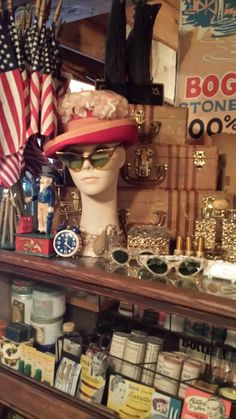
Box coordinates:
[0,17,26,188]
[8,12,30,130]
[26,14,42,138]
[40,24,57,138]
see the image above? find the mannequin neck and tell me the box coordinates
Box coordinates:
[79,181,119,234]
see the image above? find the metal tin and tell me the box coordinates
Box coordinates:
[178,359,201,398]
[141,337,163,386]
[121,335,147,381]
[154,352,183,396]
[32,285,66,319]
[31,314,63,347]
[109,332,129,373]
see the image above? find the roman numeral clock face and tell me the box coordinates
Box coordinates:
[53,229,82,257]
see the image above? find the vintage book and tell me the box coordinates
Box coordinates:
[118,188,234,239]
[181,386,231,419]
[119,144,219,191]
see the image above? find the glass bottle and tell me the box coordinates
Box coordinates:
[56,322,82,362]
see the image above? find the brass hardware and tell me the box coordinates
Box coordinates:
[193,151,207,170]
[121,163,167,187]
[131,109,145,126]
[121,146,167,186]
[130,110,161,140]
[135,146,153,178]
[59,191,81,215]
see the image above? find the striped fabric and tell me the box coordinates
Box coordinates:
[0,18,25,188]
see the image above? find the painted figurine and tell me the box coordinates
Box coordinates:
[37,166,56,235]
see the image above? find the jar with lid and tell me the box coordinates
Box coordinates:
[56,322,82,362]
[11,279,34,325]
[222,210,236,262]
[32,285,66,320]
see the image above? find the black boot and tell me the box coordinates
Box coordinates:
[104,0,126,85]
[126,0,162,85]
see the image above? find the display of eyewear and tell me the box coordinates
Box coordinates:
[139,255,204,278]
[56,147,118,171]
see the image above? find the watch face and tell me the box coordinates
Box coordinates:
[53,229,82,257]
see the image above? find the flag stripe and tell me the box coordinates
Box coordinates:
[0,69,25,155]
[27,71,41,137]
[41,74,57,137]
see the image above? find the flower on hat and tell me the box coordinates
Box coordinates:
[58,90,129,124]
[44,89,138,157]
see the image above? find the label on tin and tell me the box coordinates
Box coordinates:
[12,299,24,323]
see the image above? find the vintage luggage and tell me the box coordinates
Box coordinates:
[117,188,234,239]
[129,104,188,145]
[119,143,219,191]
[212,134,236,193]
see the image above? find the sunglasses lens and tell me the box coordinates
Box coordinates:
[112,249,129,264]
[91,151,111,169]
[179,259,201,276]
[146,258,168,275]
[62,157,84,170]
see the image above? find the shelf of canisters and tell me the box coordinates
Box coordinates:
[0,250,236,330]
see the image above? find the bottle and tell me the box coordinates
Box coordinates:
[56,322,82,363]
[34,368,42,382]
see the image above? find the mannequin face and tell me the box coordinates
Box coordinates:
[63,144,126,197]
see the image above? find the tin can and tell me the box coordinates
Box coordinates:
[141,337,163,386]
[178,359,201,398]
[32,285,66,319]
[11,280,34,325]
[154,353,183,396]
[31,314,63,349]
[109,332,129,373]
[121,336,147,381]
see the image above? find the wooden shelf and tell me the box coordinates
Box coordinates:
[0,250,236,329]
[0,365,116,419]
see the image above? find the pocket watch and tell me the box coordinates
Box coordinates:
[53,228,82,258]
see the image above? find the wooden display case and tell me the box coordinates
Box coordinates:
[0,249,236,418]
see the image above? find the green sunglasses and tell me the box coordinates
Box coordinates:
[141,255,204,278]
[56,147,117,171]
[111,248,155,267]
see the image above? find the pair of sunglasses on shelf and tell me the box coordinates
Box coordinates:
[110,248,205,278]
[56,146,118,172]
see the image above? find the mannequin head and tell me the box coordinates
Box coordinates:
[44,90,138,255]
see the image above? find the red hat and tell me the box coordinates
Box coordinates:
[44,90,138,157]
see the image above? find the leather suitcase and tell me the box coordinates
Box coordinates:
[117,187,234,239]
[119,143,219,191]
[129,103,188,145]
